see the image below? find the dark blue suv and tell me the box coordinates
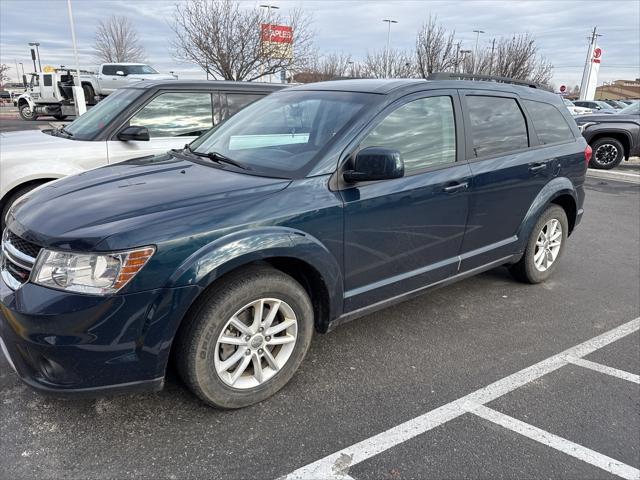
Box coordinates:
[0,78,589,408]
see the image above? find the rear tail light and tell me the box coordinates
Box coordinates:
[584,145,592,168]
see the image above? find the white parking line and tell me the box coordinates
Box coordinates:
[469,404,640,480]
[280,317,640,480]
[567,356,640,384]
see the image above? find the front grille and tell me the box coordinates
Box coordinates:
[7,230,41,259]
[1,229,41,290]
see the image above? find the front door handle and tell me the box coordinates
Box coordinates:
[529,163,547,173]
[443,182,469,193]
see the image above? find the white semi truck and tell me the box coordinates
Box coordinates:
[16,63,175,121]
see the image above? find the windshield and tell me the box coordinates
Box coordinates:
[63,88,140,140]
[189,90,372,178]
[619,102,640,115]
[595,101,613,109]
[126,65,158,75]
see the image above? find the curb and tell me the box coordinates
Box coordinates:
[587,168,640,184]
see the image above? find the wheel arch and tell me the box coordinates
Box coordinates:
[517,177,579,251]
[165,227,343,334]
[588,130,632,159]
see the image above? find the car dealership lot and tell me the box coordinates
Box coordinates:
[0,177,638,479]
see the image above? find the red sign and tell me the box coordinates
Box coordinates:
[592,47,602,64]
[559,85,566,93]
[261,24,293,44]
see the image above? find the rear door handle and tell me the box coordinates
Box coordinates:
[529,163,547,173]
[443,182,469,193]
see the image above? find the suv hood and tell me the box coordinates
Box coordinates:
[9,153,290,251]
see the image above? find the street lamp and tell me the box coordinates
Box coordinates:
[383,19,398,78]
[28,42,42,72]
[259,4,280,83]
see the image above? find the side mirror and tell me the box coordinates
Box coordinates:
[118,126,150,141]
[343,147,404,183]
[116,70,125,76]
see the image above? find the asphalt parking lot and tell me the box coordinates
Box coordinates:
[1,169,638,480]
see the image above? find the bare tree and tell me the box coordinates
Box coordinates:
[295,51,352,82]
[93,15,146,63]
[415,15,457,78]
[171,0,314,81]
[362,49,418,79]
[462,34,553,85]
[0,64,10,85]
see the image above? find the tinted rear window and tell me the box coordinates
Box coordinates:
[466,96,529,158]
[523,100,574,144]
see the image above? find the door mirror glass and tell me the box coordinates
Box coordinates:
[344,147,404,183]
[118,125,150,141]
[116,70,125,76]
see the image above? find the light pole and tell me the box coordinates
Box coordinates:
[383,19,398,78]
[472,29,484,73]
[66,0,86,115]
[259,4,280,83]
[28,42,42,72]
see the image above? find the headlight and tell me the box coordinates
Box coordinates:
[32,246,155,295]
[577,122,596,133]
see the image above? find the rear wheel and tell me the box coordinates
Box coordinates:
[82,84,96,106]
[509,205,568,284]
[175,266,314,409]
[18,103,36,121]
[589,137,624,170]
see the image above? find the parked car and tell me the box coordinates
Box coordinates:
[572,100,617,114]
[562,97,593,115]
[575,101,640,169]
[0,77,589,408]
[600,99,627,109]
[0,80,285,229]
[79,63,176,103]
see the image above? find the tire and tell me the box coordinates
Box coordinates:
[1,184,42,231]
[175,265,314,409]
[53,115,67,120]
[18,103,36,121]
[589,137,624,170]
[82,84,96,106]
[509,205,568,284]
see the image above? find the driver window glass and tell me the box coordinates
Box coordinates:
[43,75,52,87]
[102,65,120,75]
[129,92,213,138]
[360,96,456,173]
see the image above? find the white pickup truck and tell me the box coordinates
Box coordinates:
[79,63,176,103]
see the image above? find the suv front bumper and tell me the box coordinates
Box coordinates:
[0,276,199,396]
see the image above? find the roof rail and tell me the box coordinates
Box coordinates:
[427,72,550,91]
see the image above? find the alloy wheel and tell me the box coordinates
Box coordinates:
[533,219,562,272]
[214,298,298,389]
[595,144,618,165]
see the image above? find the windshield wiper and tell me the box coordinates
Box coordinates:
[189,149,251,171]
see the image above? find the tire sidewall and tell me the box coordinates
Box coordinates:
[19,104,36,120]
[522,205,569,283]
[186,271,313,408]
[590,137,624,170]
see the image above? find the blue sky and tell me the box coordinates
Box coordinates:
[1,0,638,88]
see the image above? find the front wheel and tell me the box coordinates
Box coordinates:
[589,137,624,170]
[18,103,36,121]
[509,205,568,284]
[175,266,314,409]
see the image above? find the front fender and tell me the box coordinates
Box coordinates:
[166,226,344,318]
[516,177,578,252]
